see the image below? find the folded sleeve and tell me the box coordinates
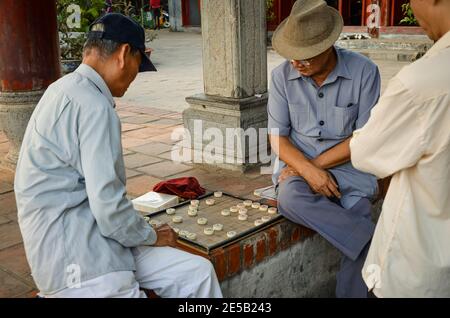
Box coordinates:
[350,76,426,179]
[78,102,157,247]
[268,70,291,136]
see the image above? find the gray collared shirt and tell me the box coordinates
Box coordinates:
[14,64,157,294]
[268,47,381,209]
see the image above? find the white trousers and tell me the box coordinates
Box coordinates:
[43,246,223,298]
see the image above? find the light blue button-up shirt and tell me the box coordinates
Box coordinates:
[268,47,381,209]
[14,64,157,294]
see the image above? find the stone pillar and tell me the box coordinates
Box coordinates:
[183,0,268,172]
[0,0,61,171]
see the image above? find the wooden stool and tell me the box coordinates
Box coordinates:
[141,288,160,298]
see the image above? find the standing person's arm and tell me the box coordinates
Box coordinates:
[350,76,426,178]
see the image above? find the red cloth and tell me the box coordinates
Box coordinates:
[150,0,161,9]
[153,177,205,200]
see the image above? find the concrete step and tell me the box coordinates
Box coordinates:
[336,36,433,62]
[336,36,433,51]
[355,48,425,62]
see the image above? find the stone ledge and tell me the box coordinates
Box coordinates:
[208,220,316,282]
[175,218,322,289]
[175,199,384,297]
[185,94,268,113]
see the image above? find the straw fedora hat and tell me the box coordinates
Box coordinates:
[272,0,343,60]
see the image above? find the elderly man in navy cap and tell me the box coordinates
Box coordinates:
[15,13,222,298]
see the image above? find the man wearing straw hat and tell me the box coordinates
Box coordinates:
[268,0,381,297]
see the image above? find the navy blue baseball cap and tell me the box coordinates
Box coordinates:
[87,13,157,72]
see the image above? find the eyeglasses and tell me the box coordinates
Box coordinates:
[291,59,313,67]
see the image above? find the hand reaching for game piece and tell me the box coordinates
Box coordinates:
[153,224,178,248]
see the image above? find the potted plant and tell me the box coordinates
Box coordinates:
[57,0,105,74]
[59,33,86,75]
[58,0,158,74]
[400,3,418,26]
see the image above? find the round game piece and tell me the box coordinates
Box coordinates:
[214,191,223,198]
[172,216,183,223]
[254,189,262,196]
[197,217,208,225]
[187,233,197,241]
[268,207,278,215]
[230,206,239,213]
[187,209,198,217]
[173,228,180,234]
[238,214,248,221]
[261,215,271,222]
[254,219,264,226]
[143,216,150,222]
[221,209,231,216]
[227,231,237,238]
[237,203,246,209]
[179,230,188,238]
[149,219,161,227]
[251,202,261,209]
[259,205,269,212]
[204,227,214,236]
[213,223,223,231]
[191,200,200,207]
[238,209,248,216]
[166,208,176,215]
[206,199,215,206]
[188,205,198,212]
[243,200,253,207]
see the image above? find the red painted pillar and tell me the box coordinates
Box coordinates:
[0,0,60,170]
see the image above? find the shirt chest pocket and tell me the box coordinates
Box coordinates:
[330,103,359,137]
[288,103,316,136]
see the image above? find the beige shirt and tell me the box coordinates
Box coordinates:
[350,31,450,297]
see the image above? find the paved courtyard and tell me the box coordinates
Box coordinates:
[117,30,407,112]
[0,29,410,297]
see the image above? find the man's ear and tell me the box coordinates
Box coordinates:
[117,44,131,70]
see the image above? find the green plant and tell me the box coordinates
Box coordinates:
[112,0,141,24]
[58,0,156,60]
[58,0,105,32]
[400,3,418,26]
[57,0,105,60]
[266,0,276,22]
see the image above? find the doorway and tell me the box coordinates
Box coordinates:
[182,0,201,27]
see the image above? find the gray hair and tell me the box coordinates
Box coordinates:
[83,38,123,59]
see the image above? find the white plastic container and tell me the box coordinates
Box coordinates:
[132,191,179,214]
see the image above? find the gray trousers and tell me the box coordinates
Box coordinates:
[277,176,375,298]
